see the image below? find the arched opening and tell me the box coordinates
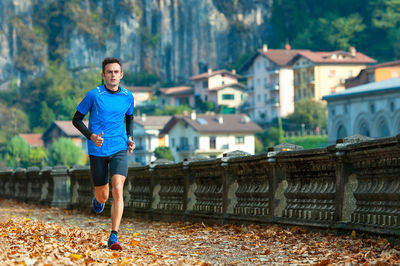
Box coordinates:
[337,125,347,139]
[377,118,390,138]
[358,121,370,137]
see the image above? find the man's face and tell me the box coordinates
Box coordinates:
[102,63,123,88]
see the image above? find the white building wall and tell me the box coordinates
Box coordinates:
[327,91,400,145]
[279,67,295,117]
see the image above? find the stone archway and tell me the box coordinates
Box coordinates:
[337,124,347,139]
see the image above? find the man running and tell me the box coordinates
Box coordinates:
[72,57,135,250]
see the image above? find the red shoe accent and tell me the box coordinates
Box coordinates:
[109,242,122,250]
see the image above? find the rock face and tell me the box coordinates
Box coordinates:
[0,0,271,85]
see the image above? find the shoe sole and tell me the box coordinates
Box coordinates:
[109,242,122,250]
[92,198,104,214]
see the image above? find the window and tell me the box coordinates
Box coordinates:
[222,94,234,100]
[202,81,208,88]
[205,95,208,101]
[235,136,244,144]
[370,103,375,114]
[222,81,225,85]
[194,137,199,149]
[257,79,260,86]
[171,138,175,147]
[257,94,261,102]
[210,136,216,149]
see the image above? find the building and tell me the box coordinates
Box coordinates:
[345,60,400,88]
[159,113,262,162]
[132,115,172,165]
[159,86,195,107]
[323,77,400,145]
[42,121,88,152]
[19,133,44,147]
[124,86,154,107]
[290,47,376,102]
[190,69,246,112]
[240,44,306,123]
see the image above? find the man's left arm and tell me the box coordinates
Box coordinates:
[125,114,135,152]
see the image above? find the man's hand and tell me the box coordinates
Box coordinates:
[128,137,136,153]
[90,132,104,147]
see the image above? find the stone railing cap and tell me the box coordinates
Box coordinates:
[268,142,303,152]
[336,134,374,145]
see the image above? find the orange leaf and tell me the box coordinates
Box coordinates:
[69,254,82,260]
[130,239,140,246]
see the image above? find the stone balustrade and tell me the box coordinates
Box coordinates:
[1,135,400,239]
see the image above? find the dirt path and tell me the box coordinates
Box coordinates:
[0,199,399,265]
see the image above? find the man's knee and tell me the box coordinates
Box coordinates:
[95,186,109,203]
[111,175,125,200]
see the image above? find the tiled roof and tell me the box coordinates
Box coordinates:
[292,50,376,64]
[54,120,88,137]
[135,115,172,129]
[159,86,193,96]
[19,133,44,147]
[240,49,307,71]
[189,69,241,80]
[258,49,308,66]
[369,60,400,69]
[160,114,262,135]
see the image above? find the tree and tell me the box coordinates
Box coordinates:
[27,147,48,168]
[154,147,174,161]
[6,136,29,168]
[256,127,284,152]
[154,105,192,116]
[284,98,327,132]
[47,137,84,167]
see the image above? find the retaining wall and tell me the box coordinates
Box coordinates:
[1,135,400,238]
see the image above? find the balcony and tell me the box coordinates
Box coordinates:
[265,82,280,90]
[265,98,280,108]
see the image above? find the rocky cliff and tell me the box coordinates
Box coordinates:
[0,0,272,86]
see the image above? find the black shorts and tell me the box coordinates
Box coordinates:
[89,150,128,186]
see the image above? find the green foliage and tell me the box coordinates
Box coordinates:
[254,137,264,154]
[47,137,84,167]
[39,102,56,131]
[256,126,284,152]
[154,105,192,115]
[0,105,30,137]
[154,146,174,161]
[123,71,159,86]
[195,96,215,112]
[284,135,328,149]
[27,147,48,168]
[284,98,327,132]
[6,136,29,168]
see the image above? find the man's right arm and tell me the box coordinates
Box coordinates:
[72,111,93,140]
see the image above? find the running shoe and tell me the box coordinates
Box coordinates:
[92,197,105,214]
[108,233,122,250]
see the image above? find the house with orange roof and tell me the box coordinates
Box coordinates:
[19,133,44,147]
[239,44,307,123]
[289,47,376,102]
[345,60,400,89]
[159,86,195,107]
[159,112,262,162]
[42,120,88,153]
[189,69,246,112]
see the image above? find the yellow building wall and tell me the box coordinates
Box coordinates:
[314,65,367,100]
[375,66,400,81]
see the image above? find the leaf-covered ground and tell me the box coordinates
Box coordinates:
[1,199,400,265]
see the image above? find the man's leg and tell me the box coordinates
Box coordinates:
[110,174,126,232]
[94,184,109,204]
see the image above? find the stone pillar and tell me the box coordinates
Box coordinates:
[0,169,13,199]
[268,143,302,220]
[26,167,41,204]
[14,168,27,201]
[69,165,92,211]
[50,166,71,208]
[39,167,53,205]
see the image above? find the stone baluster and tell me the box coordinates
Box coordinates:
[187,158,224,224]
[39,167,53,205]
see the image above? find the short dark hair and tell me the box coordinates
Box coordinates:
[102,57,122,73]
